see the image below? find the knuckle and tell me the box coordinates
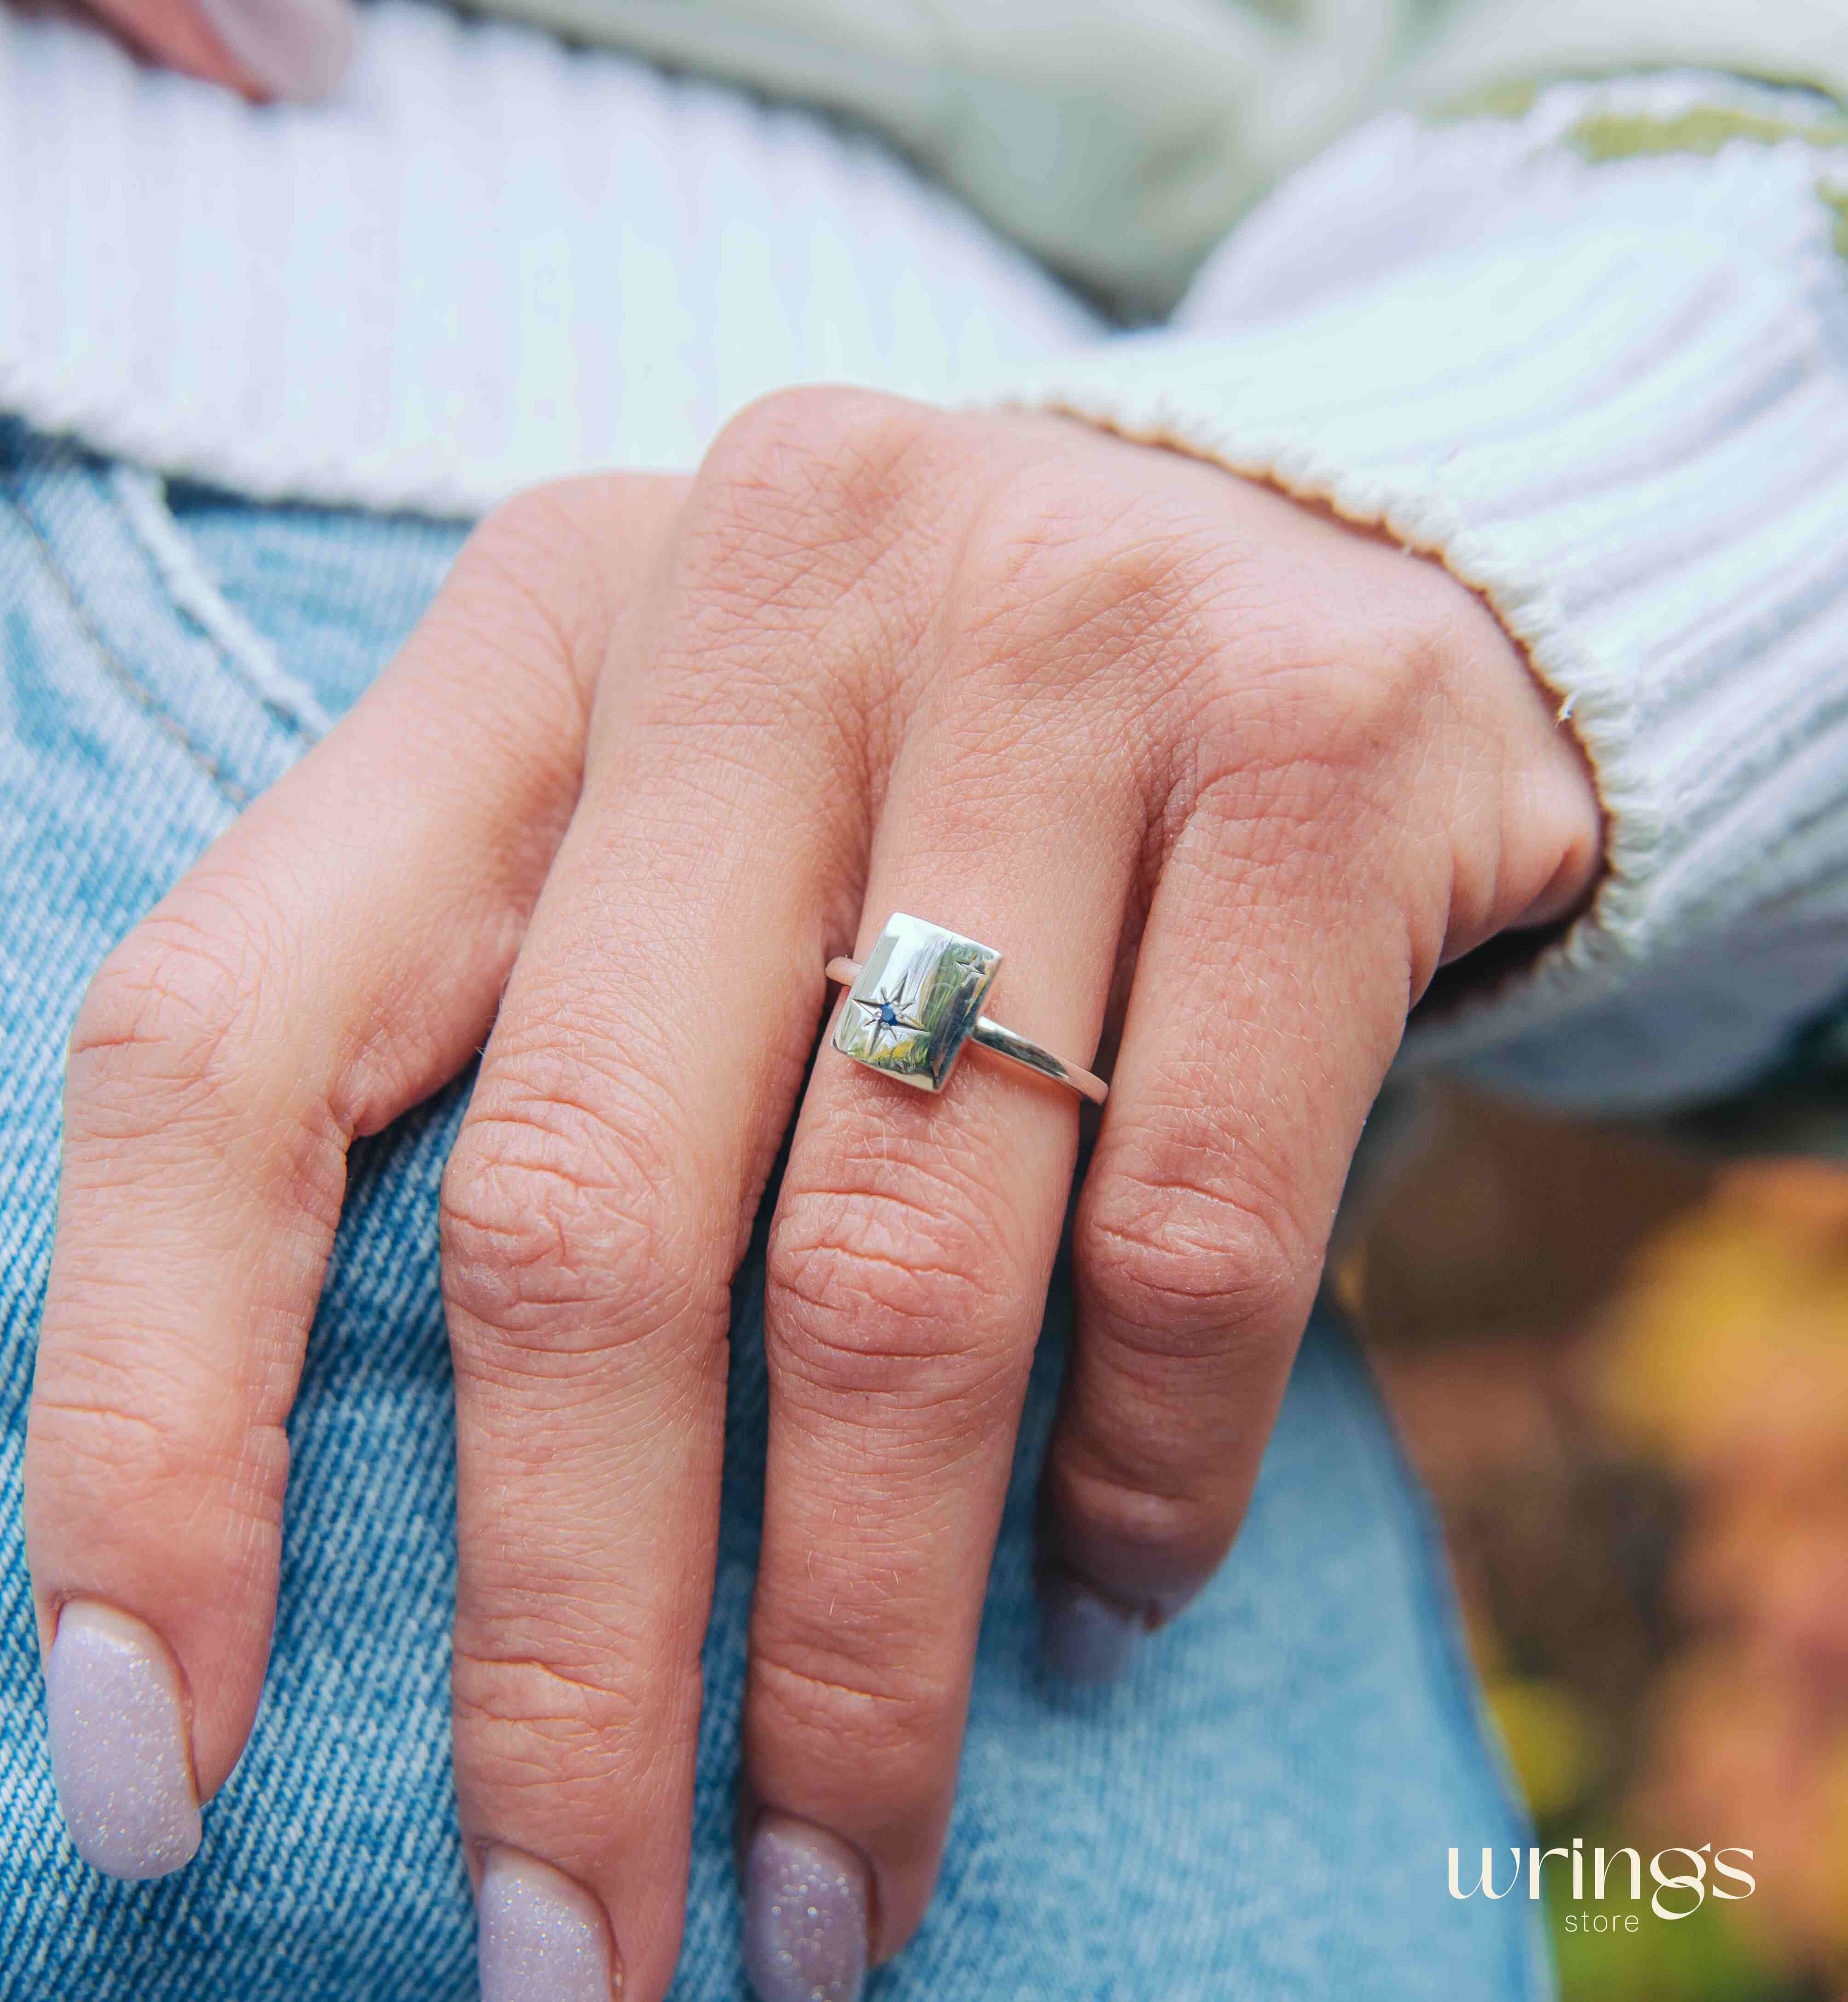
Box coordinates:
[749,1640,959,1804]
[457,480,624,690]
[677,390,952,654]
[1281,625,1443,780]
[1078,1128,1313,1354]
[31,1376,202,1494]
[766,1166,1018,1407]
[469,483,584,582]
[64,897,346,1223]
[67,897,277,1139]
[700,387,936,527]
[30,1377,277,1500]
[440,1075,711,1368]
[450,1645,662,1801]
[26,1375,289,1587]
[954,463,1228,709]
[1186,584,1457,818]
[1053,1456,1239,1592]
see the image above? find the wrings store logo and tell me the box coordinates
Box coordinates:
[1449,1841,1756,1929]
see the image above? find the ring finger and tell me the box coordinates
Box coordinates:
[746,653,1148,1996]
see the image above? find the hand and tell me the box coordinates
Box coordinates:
[55,0,352,102]
[25,393,1599,1998]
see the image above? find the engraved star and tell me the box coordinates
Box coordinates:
[859,980,928,1053]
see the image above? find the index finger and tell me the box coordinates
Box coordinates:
[23,481,659,1871]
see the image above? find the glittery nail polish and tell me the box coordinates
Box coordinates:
[742,1813,870,2002]
[192,0,354,99]
[43,1600,201,1879]
[478,1848,619,2002]
[1038,1571,1139,1683]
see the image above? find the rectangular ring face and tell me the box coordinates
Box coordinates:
[832,914,1002,1092]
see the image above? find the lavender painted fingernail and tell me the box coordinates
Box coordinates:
[192,0,354,100]
[743,1813,869,2002]
[1038,1573,1139,1684]
[44,1600,201,1879]
[478,1849,619,2002]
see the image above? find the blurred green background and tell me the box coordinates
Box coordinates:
[1344,1088,1848,2002]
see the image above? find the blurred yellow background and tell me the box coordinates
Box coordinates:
[1344,1088,1848,2002]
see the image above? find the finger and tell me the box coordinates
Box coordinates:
[1043,782,1424,1679]
[1041,518,1603,1679]
[436,408,940,2000]
[80,0,354,102]
[749,584,1149,1987]
[24,480,670,1875]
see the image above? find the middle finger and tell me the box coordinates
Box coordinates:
[439,523,874,1996]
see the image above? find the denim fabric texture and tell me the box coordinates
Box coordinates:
[0,422,1549,1999]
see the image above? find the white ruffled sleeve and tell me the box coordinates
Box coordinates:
[986,76,1848,1113]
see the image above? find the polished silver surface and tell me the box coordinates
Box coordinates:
[831,913,1001,1093]
[827,916,1109,1105]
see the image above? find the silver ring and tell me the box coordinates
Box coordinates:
[826,913,1108,1105]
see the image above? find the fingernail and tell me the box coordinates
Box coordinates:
[478,1849,620,2002]
[1038,1572,1139,1684]
[743,1812,869,2002]
[43,1600,201,1879]
[192,0,354,100]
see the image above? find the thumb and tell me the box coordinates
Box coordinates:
[82,0,353,101]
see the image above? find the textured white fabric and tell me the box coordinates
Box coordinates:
[0,2,1097,516]
[995,77,1848,1109]
[357,0,1848,305]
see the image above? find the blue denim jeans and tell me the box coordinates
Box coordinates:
[0,422,1548,1999]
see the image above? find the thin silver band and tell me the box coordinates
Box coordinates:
[826,956,1109,1105]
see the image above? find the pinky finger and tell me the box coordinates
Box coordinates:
[1041,824,1409,1679]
